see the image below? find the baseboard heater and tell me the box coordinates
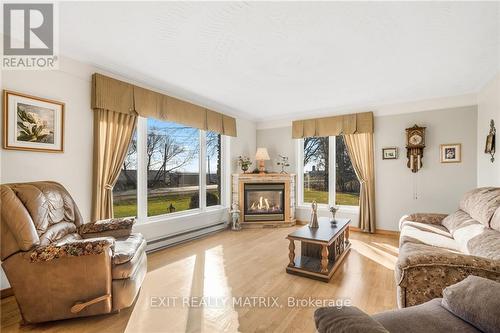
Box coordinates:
[145,222,228,253]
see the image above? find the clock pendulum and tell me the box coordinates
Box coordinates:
[405,125,426,200]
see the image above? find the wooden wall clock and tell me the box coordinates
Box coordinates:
[406,125,426,172]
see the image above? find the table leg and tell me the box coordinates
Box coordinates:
[288,239,295,267]
[345,226,350,246]
[321,245,329,273]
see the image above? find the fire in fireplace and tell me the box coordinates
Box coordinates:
[244,183,285,222]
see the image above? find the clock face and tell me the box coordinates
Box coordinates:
[409,134,423,145]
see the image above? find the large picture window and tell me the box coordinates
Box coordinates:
[303,137,329,204]
[113,132,137,218]
[299,136,359,207]
[113,117,225,220]
[147,119,200,216]
[206,131,221,207]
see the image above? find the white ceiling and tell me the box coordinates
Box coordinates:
[59,2,499,122]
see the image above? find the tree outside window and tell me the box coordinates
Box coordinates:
[302,136,359,206]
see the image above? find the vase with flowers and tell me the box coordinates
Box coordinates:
[238,156,252,173]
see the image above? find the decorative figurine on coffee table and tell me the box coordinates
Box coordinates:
[230,203,241,231]
[309,200,319,228]
[329,206,338,225]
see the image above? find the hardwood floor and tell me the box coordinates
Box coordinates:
[1,227,399,333]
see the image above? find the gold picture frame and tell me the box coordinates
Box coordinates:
[440,143,461,163]
[3,90,65,152]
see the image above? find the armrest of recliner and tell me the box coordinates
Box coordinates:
[3,238,115,323]
[30,237,115,262]
[399,213,448,229]
[79,217,135,239]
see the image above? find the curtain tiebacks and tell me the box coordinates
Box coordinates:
[104,184,113,190]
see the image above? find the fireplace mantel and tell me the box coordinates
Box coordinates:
[232,173,296,227]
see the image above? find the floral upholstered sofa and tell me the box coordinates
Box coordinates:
[396,187,500,308]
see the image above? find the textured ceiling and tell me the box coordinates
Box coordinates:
[60,2,499,121]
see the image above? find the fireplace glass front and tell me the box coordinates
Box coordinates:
[244,183,285,222]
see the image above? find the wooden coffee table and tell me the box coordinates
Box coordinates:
[286,218,351,282]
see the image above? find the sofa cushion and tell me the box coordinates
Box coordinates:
[400,221,452,237]
[314,306,389,333]
[400,225,459,251]
[459,187,500,227]
[112,233,146,280]
[490,206,500,232]
[452,222,486,255]
[466,228,500,261]
[441,210,479,235]
[373,298,480,333]
[442,275,500,333]
[113,233,146,265]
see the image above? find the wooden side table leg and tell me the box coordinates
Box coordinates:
[345,226,350,246]
[321,245,329,273]
[288,239,295,267]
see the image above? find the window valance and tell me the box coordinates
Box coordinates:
[291,112,373,138]
[91,73,237,137]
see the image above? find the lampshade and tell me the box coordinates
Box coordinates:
[255,147,270,160]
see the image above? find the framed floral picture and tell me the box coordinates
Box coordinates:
[440,143,461,163]
[3,90,64,152]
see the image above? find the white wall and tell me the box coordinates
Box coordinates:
[477,73,500,186]
[256,126,295,173]
[1,58,95,222]
[256,106,478,231]
[0,57,256,288]
[231,118,257,174]
[375,106,477,230]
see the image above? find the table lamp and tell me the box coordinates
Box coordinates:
[255,147,270,174]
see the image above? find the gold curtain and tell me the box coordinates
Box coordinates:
[343,133,376,233]
[292,112,373,138]
[91,109,137,221]
[91,73,237,136]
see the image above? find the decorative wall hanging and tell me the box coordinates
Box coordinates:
[382,147,398,160]
[485,119,496,162]
[440,144,461,163]
[405,125,426,172]
[3,90,64,152]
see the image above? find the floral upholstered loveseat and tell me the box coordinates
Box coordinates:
[396,187,500,308]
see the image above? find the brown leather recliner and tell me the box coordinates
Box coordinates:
[0,181,147,324]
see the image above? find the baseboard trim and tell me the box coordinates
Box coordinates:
[349,226,400,237]
[1,287,13,299]
[146,222,228,253]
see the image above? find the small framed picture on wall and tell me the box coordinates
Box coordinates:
[382,147,398,160]
[3,90,65,152]
[440,143,461,163]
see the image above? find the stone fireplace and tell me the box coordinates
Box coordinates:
[232,173,295,227]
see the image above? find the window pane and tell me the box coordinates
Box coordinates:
[335,136,360,206]
[113,132,137,218]
[147,119,200,216]
[303,137,329,204]
[206,131,221,207]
